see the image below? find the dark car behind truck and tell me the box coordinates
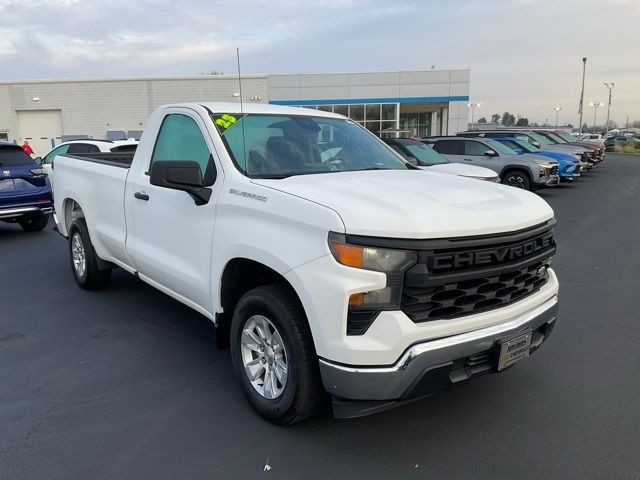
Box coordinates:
[0,142,53,231]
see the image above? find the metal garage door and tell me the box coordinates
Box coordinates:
[16,110,62,157]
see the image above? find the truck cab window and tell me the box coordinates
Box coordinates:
[151,114,213,182]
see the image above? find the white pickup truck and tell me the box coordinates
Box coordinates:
[53,103,559,424]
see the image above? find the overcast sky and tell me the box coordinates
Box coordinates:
[1,0,638,126]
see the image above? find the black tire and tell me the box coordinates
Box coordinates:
[230,284,325,424]
[501,169,532,190]
[68,218,111,290]
[19,214,50,232]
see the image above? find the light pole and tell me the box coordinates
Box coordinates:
[578,57,587,136]
[467,102,481,129]
[589,102,604,133]
[554,107,562,127]
[603,83,614,133]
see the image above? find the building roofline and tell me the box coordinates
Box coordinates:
[267,67,470,76]
[0,74,268,86]
[0,68,470,86]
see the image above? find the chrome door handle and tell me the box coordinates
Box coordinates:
[134,191,149,201]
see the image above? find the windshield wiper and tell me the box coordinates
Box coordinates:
[352,167,395,172]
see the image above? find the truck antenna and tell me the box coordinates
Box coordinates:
[236,47,247,169]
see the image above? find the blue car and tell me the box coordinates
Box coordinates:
[491,137,581,181]
[0,142,53,231]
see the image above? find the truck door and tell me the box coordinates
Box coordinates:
[124,108,220,313]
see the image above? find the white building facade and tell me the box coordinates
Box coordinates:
[0,69,469,156]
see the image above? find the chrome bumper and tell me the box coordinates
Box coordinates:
[321,296,559,406]
[0,206,53,219]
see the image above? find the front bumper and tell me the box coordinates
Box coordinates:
[322,295,558,416]
[558,164,580,179]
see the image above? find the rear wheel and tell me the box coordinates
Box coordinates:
[19,214,49,232]
[230,284,325,424]
[501,170,531,190]
[68,219,111,290]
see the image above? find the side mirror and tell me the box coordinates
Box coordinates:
[34,156,43,164]
[405,157,418,166]
[532,141,541,148]
[513,148,523,154]
[150,160,212,205]
[484,150,498,156]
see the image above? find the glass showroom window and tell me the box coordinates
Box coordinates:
[333,105,348,117]
[290,103,398,136]
[400,112,432,138]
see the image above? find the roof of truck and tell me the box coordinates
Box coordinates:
[166,102,346,119]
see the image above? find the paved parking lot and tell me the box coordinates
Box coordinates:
[1,153,639,479]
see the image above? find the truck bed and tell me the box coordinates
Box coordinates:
[62,152,135,168]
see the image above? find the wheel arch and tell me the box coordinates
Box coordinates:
[216,257,309,350]
[500,165,532,181]
[61,198,85,237]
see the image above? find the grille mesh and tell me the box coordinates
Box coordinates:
[402,261,549,323]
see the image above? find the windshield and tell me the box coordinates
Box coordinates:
[544,132,568,144]
[483,139,520,155]
[0,146,35,166]
[212,113,409,178]
[401,141,448,165]
[529,131,553,145]
[500,139,539,153]
[557,131,579,142]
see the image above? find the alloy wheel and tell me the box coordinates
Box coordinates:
[71,232,87,278]
[240,315,288,399]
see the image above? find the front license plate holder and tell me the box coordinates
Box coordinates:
[495,331,532,371]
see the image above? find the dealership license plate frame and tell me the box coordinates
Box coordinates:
[495,331,532,371]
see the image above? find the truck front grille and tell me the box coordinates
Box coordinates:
[402,261,550,322]
[400,221,556,323]
[550,165,558,176]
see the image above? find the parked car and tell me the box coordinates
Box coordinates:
[457,130,592,164]
[605,136,640,149]
[580,133,605,143]
[490,137,582,180]
[532,130,604,164]
[0,142,53,231]
[423,136,559,190]
[382,138,499,182]
[52,103,560,423]
[36,139,139,184]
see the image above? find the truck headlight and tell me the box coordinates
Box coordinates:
[328,232,416,310]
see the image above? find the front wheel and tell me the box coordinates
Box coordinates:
[19,214,50,232]
[501,170,531,190]
[230,284,325,424]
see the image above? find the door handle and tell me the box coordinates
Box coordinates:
[134,191,149,201]
[463,158,473,161]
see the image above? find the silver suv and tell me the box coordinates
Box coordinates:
[423,137,559,191]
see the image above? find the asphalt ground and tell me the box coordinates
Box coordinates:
[1,153,639,479]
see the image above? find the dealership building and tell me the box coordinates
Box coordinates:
[0,69,470,156]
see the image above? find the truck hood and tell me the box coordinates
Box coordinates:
[253,170,554,239]
[419,162,497,179]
